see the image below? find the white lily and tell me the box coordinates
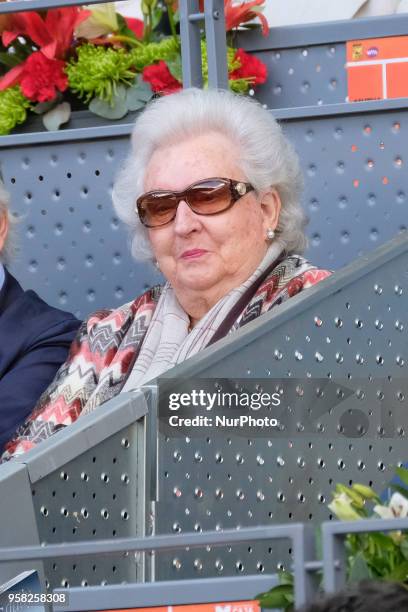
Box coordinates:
[328,492,362,521]
[75,3,119,39]
[373,492,408,519]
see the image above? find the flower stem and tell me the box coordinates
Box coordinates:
[166,4,178,46]
[145,5,153,42]
[110,35,143,47]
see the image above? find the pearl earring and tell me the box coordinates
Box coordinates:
[266,228,275,241]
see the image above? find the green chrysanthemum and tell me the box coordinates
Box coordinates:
[66,45,137,104]
[200,42,243,89]
[0,87,31,136]
[227,46,241,73]
[129,37,180,70]
[67,40,180,105]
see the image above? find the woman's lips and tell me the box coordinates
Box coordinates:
[180,249,208,259]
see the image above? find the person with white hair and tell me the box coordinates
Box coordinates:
[0,179,80,453]
[2,88,330,460]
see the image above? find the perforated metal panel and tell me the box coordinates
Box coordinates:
[0,138,162,319]
[284,110,408,268]
[154,233,408,580]
[255,43,347,109]
[32,425,142,588]
[0,393,149,590]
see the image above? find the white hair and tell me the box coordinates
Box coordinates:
[112,88,307,262]
[0,178,17,265]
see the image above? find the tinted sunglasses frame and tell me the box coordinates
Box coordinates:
[136,177,255,228]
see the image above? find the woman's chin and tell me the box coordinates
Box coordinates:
[174,267,219,292]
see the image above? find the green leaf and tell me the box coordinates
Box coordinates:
[124,76,153,111]
[257,584,294,609]
[89,86,128,119]
[278,570,294,586]
[116,13,141,41]
[348,551,372,582]
[400,538,408,561]
[0,52,22,68]
[33,99,58,115]
[167,55,182,82]
[386,559,408,582]
[395,467,408,487]
[369,532,398,552]
[42,102,71,132]
[132,75,154,101]
[151,5,165,30]
[125,89,146,111]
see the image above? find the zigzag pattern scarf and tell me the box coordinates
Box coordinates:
[1,252,330,460]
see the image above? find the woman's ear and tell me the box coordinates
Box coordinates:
[260,188,282,232]
[0,211,9,256]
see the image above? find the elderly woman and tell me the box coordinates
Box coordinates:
[2,88,330,460]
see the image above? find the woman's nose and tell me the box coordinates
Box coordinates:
[173,199,201,234]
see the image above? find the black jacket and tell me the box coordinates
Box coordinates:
[0,268,80,452]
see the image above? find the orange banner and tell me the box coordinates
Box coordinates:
[102,601,260,612]
[346,35,408,101]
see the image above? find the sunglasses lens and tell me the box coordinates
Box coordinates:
[138,194,177,227]
[189,180,231,214]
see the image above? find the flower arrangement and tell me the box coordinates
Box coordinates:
[257,467,408,610]
[0,0,269,135]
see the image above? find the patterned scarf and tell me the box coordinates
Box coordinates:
[1,253,330,461]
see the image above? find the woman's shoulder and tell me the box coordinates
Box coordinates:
[266,254,330,289]
[279,253,331,288]
[255,254,331,308]
[278,252,329,273]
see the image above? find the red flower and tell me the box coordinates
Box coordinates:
[0,7,89,94]
[229,48,267,84]
[2,7,89,58]
[142,61,182,95]
[224,0,269,35]
[125,17,144,39]
[198,0,269,35]
[19,52,68,102]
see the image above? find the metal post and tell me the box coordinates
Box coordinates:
[179,0,203,88]
[322,523,346,593]
[292,524,318,607]
[204,0,229,88]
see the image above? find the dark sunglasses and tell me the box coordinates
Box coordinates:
[136,177,255,228]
